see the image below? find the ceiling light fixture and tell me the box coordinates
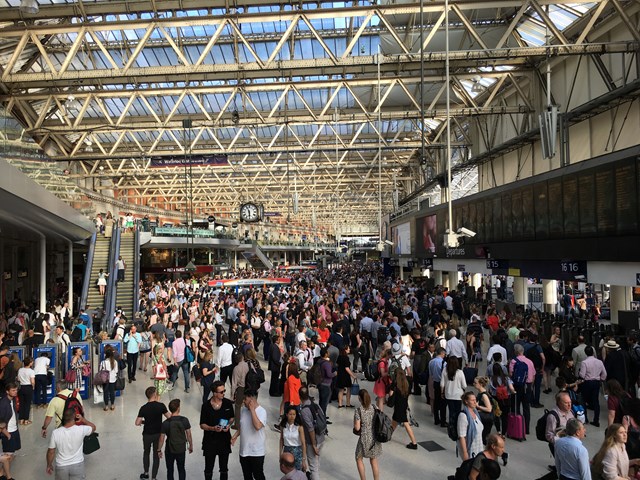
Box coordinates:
[20,0,39,14]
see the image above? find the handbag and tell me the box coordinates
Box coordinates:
[93,369,110,386]
[83,432,100,454]
[350,380,360,396]
[82,364,91,377]
[64,369,77,383]
[93,386,104,405]
[153,363,167,380]
[185,345,195,363]
[115,372,125,391]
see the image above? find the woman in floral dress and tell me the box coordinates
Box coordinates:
[151,343,167,397]
[354,389,382,480]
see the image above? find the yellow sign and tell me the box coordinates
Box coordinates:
[508,268,521,276]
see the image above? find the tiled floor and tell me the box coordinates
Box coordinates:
[12,358,606,480]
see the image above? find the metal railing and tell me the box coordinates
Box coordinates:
[102,221,121,330]
[79,231,96,312]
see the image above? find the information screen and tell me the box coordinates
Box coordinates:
[579,172,597,234]
[595,168,616,234]
[548,178,563,237]
[511,190,522,239]
[502,193,512,239]
[534,181,549,238]
[563,176,579,235]
[522,186,535,239]
[615,160,637,234]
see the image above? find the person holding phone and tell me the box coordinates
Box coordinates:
[200,380,235,480]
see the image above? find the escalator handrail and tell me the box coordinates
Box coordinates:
[79,231,97,312]
[133,225,141,318]
[103,221,121,330]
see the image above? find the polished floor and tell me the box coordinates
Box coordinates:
[13,354,606,480]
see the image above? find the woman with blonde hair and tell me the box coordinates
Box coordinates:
[591,423,639,479]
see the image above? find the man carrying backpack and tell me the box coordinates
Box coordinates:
[508,344,534,435]
[41,382,86,436]
[46,406,97,479]
[541,391,574,468]
[299,386,326,480]
[452,433,505,480]
[158,399,193,480]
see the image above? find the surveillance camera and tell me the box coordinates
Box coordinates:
[457,227,476,238]
[384,240,394,246]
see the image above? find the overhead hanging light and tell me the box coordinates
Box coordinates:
[20,0,39,14]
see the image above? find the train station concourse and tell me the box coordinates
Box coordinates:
[0,1,638,479]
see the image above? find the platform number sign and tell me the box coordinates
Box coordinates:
[561,261,580,273]
[559,260,586,279]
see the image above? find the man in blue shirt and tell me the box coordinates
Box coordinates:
[428,347,447,428]
[78,309,91,327]
[554,419,591,480]
[124,325,143,383]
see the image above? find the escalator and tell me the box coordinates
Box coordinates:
[114,230,136,319]
[240,241,273,270]
[80,233,112,312]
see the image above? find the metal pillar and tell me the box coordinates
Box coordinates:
[513,277,528,306]
[472,273,482,289]
[68,240,73,315]
[609,285,632,324]
[432,270,443,286]
[39,236,46,313]
[542,279,558,313]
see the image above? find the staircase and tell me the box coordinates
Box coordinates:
[114,232,136,319]
[85,235,111,311]
[241,242,274,270]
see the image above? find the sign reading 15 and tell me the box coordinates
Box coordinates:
[561,261,580,272]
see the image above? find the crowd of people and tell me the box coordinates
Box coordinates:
[0,262,639,479]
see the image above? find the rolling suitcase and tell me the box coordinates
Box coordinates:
[506,394,526,441]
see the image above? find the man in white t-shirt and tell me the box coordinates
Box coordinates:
[47,401,96,478]
[231,389,267,480]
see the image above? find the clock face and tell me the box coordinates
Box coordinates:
[240,203,260,222]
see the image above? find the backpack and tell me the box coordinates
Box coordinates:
[364,360,380,382]
[631,344,640,369]
[535,409,560,442]
[373,408,393,443]
[495,384,509,401]
[377,326,389,341]
[192,364,202,383]
[70,326,83,342]
[245,361,265,392]
[388,357,403,382]
[232,347,242,366]
[452,452,487,480]
[302,401,328,436]
[308,359,324,387]
[525,345,543,370]
[167,417,187,454]
[185,345,195,363]
[58,391,84,426]
[511,358,528,387]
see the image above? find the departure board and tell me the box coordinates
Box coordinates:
[511,190,523,239]
[522,186,535,238]
[534,181,549,238]
[615,160,637,233]
[477,200,485,241]
[563,176,579,235]
[579,172,597,234]
[468,202,477,233]
[548,178,563,237]
[493,197,502,240]
[502,193,512,239]
[461,204,469,231]
[484,199,494,242]
[595,168,616,234]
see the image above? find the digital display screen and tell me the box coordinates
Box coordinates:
[391,222,411,255]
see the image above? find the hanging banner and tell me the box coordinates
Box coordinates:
[150,154,228,168]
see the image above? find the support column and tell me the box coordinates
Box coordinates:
[68,241,73,316]
[442,272,450,289]
[513,277,528,306]
[39,236,46,313]
[299,252,302,265]
[234,250,238,270]
[284,251,288,266]
[471,273,482,289]
[432,270,443,286]
[449,272,462,290]
[609,285,633,324]
[542,279,558,314]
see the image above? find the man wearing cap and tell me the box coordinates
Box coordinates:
[578,346,606,428]
[603,339,638,397]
